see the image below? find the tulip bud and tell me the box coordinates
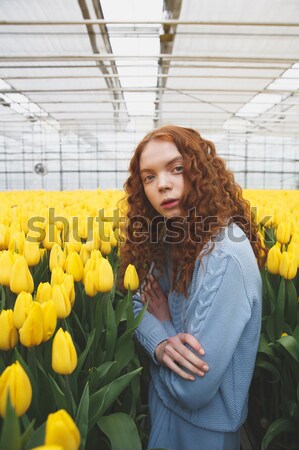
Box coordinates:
[0,310,18,350]
[276,221,291,244]
[266,243,281,275]
[52,284,72,319]
[66,252,84,282]
[49,244,66,272]
[279,251,297,280]
[0,250,14,286]
[23,239,41,266]
[124,264,139,291]
[79,244,90,266]
[43,224,62,250]
[31,446,63,450]
[19,302,44,347]
[13,291,33,329]
[0,360,32,417]
[84,271,97,297]
[8,230,25,254]
[36,282,53,304]
[51,267,65,286]
[100,240,112,256]
[45,409,80,450]
[288,242,299,267]
[0,224,8,250]
[95,257,114,293]
[10,255,34,294]
[62,274,75,306]
[52,328,77,375]
[41,300,57,342]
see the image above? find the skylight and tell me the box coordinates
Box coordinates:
[0,79,48,119]
[100,0,163,118]
[237,93,283,117]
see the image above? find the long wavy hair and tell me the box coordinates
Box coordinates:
[119,125,265,296]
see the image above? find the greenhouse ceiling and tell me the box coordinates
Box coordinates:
[0,0,299,190]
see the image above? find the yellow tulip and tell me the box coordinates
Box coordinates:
[31,446,63,450]
[276,221,291,244]
[52,284,72,319]
[66,252,84,282]
[43,224,62,250]
[52,329,77,375]
[36,282,53,304]
[0,224,8,249]
[51,267,65,286]
[0,360,32,417]
[100,240,112,256]
[23,239,41,266]
[0,250,14,286]
[8,230,25,254]
[10,255,34,294]
[84,271,97,297]
[279,251,297,280]
[266,243,281,275]
[95,257,114,293]
[124,264,139,291]
[62,274,75,306]
[49,244,66,272]
[13,291,33,329]
[19,302,44,347]
[45,409,80,450]
[288,242,299,267]
[41,300,57,342]
[0,310,18,350]
[79,244,90,266]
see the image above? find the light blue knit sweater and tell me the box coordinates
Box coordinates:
[133,223,262,432]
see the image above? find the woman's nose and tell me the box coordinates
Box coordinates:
[158,174,172,191]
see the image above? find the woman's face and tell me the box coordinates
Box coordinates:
[139,139,185,218]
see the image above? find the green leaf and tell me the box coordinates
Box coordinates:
[20,418,35,449]
[0,284,6,310]
[115,296,128,325]
[258,333,274,357]
[76,382,90,450]
[274,277,285,339]
[97,412,142,450]
[276,335,299,362]
[0,392,22,450]
[89,367,142,429]
[74,329,96,376]
[48,374,68,410]
[88,361,117,393]
[24,422,45,450]
[261,418,297,450]
[285,280,298,330]
[255,358,280,382]
[105,298,117,361]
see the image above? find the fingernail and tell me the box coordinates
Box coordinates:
[199,349,205,355]
[203,365,209,371]
[198,371,204,377]
[189,376,195,381]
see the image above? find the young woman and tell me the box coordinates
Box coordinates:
[120,125,264,450]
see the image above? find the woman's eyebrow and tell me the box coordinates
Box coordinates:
[140,156,183,174]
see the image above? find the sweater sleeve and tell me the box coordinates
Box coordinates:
[132,292,174,363]
[155,252,252,410]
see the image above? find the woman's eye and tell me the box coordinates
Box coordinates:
[174,165,183,173]
[144,174,154,183]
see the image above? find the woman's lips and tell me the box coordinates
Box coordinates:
[161,199,180,209]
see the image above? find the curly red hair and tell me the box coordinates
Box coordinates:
[119,125,265,296]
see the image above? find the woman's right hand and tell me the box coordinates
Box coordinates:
[155,333,209,381]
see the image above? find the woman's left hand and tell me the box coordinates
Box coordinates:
[141,275,171,322]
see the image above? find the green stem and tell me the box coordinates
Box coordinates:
[64,375,74,416]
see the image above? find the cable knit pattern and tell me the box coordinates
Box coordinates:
[133,223,262,438]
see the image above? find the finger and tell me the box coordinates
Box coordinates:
[178,333,206,356]
[162,354,196,381]
[164,342,207,376]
